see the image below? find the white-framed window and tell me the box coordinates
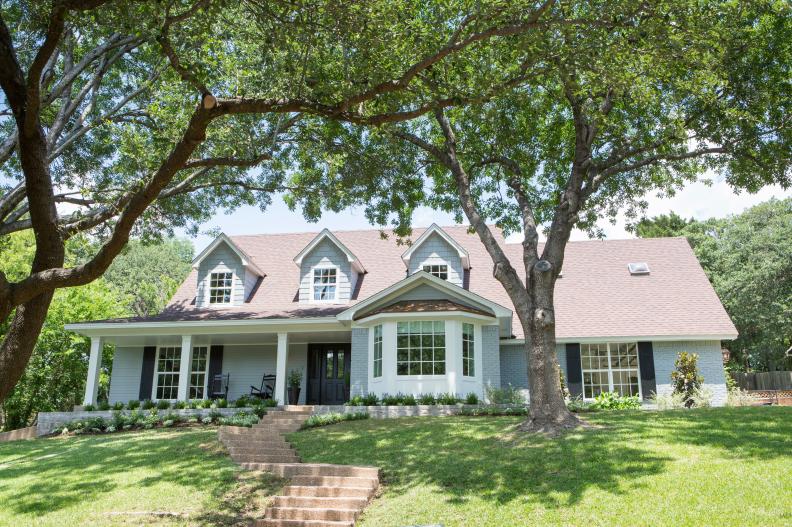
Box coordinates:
[373,325,383,378]
[312,267,338,301]
[422,264,448,280]
[396,321,445,375]
[581,343,641,398]
[190,346,209,399]
[462,323,475,377]
[154,346,181,400]
[209,271,233,304]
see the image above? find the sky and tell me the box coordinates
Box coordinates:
[187,178,791,253]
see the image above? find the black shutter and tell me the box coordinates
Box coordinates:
[566,343,583,398]
[637,342,657,399]
[139,346,156,400]
[208,345,224,398]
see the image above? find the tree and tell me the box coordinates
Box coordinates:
[297,0,790,433]
[636,212,693,238]
[0,0,562,401]
[641,199,792,371]
[671,352,703,408]
[104,238,193,317]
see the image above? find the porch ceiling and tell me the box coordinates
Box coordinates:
[100,329,351,347]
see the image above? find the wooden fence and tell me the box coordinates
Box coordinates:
[732,371,792,391]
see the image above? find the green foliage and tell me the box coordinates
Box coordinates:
[485,384,525,405]
[126,400,140,410]
[287,370,303,389]
[214,398,228,409]
[458,405,528,416]
[218,411,259,428]
[417,393,437,405]
[464,392,480,405]
[590,392,642,411]
[636,212,695,238]
[347,393,380,406]
[672,352,704,408]
[83,404,96,412]
[639,199,792,371]
[566,397,596,413]
[436,393,460,405]
[651,392,687,410]
[156,400,171,410]
[301,412,369,429]
[141,400,155,410]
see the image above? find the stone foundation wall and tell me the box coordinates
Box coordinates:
[312,404,506,418]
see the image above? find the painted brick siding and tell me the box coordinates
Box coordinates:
[108,347,143,403]
[407,233,463,286]
[350,327,369,397]
[481,325,501,390]
[196,242,245,307]
[499,344,567,390]
[653,340,727,406]
[222,345,276,400]
[298,238,355,302]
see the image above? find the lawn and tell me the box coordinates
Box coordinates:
[288,407,792,527]
[0,427,282,527]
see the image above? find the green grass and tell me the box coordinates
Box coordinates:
[287,407,792,527]
[0,428,248,527]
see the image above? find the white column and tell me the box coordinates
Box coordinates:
[83,336,104,405]
[177,335,193,401]
[274,332,289,405]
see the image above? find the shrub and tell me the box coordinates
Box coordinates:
[201,416,213,424]
[156,400,171,410]
[172,401,187,410]
[589,391,641,410]
[400,393,417,406]
[380,393,399,406]
[98,401,111,411]
[690,386,713,408]
[651,392,686,410]
[215,398,228,409]
[234,395,254,408]
[464,392,479,405]
[302,412,369,429]
[219,411,259,427]
[287,369,303,389]
[199,399,213,409]
[361,393,379,406]
[485,384,524,405]
[436,393,459,405]
[671,351,704,408]
[111,401,125,411]
[417,393,436,405]
[83,404,96,412]
[260,398,278,408]
[458,406,528,416]
[251,406,268,418]
[141,399,155,410]
[726,388,754,407]
[346,395,366,406]
[127,400,141,410]
[208,410,223,422]
[567,397,596,413]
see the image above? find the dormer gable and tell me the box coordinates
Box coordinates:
[294,229,365,304]
[401,224,470,287]
[192,234,263,308]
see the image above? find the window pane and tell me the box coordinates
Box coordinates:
[395,320,445,377]
[397,363,408,375]
[337,352,345,379]
[397,348,408,361]
[409,363,421,375]
[325,351,334,378]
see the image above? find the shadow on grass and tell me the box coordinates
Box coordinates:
[287,407,792,509]
[0,427,237,516]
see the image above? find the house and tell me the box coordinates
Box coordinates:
[66,225,738,407]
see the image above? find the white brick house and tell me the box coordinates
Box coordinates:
[67,224,737,406]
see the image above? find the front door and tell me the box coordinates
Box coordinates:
[307,344,351,404]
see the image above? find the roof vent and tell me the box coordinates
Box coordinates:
[628,262,650,275]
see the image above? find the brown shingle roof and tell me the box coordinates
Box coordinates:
[124,226,736,340]
[354,299,494,321]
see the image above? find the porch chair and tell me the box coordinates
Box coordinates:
[210,373,230,400]
[250,374,276,399]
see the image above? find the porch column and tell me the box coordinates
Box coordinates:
[177,335,193,401]
[83,336,104,405]
[274,332,289,405]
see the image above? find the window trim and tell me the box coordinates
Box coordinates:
[152,346,181,401]
[189,346,210,400]
[580,342,642,399]
[373,324,383,378]
[207,270,234,305]
[311,265,340,303]
[422,264,449,280]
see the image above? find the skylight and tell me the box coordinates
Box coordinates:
[628,262,650,275]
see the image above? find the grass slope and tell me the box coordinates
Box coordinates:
[0,428,243,527]
[288,407,792,527]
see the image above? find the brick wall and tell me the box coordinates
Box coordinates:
[350,327,369,397]
[652,340,727,406]
[481,325,501,390]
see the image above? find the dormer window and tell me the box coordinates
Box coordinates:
[422,264,448,280]
[209,272,233,304]
[313,267,338,301]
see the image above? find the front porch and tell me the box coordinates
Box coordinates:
[78,320,354,407]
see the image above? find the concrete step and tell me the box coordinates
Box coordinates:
[282,405,315,413]
[271,496,368,510]
[281,486,374,498]
[255,519,352,527]
[239,463,378,479]
[287,475,379,489]
[227,446,297,456]
[231,453,301,464]
[266,506,359,522]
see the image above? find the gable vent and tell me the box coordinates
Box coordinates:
[628,262,650,275]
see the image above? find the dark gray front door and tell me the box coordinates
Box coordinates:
[307,344,351,404]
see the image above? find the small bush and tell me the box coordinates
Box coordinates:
[652,391,686,410]
[485,384,524,404]
[690,386,713,408]
[141,399,155,410]
[726,388,754,407]
[458,406,528,416]
[346,395,366,406]
[199,399,213,409]
[671,351,704,408]
[111,401,125,411]
[464,392,479,405]
[436,392,459,405]
[417,393,436,405]
[172,401,187,410]
[126,399,141,410]
[219,411,259,427]
[400,393,417,406]
[215,398,228,408]
[380,393,399,406]
[302,412,369,429]
[156,400,171,410]
[98,401,111,411]
[252,406,268,418]
[234,395,254,408]
[201,416,213,424]
[361,393,379,406]
[590,391,641,410]
[567,397,596,413]
[83,404,96,412]
[208,410,222,422]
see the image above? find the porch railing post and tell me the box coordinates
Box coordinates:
[275,332,289,405]
[83,336,104,405]
[177,335,193,401]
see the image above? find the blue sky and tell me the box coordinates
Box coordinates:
[186,179,791,253]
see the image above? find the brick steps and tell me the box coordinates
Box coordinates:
[217,406,379,526]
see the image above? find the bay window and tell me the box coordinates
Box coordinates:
[462,323,475,377]
[373,325,383,378]
[396,321,445,375]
